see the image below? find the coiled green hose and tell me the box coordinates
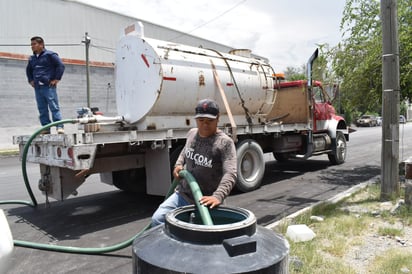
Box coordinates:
[1,120,213,254]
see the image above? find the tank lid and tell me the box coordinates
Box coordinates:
[229,49,252,58]
[164,206,257,244]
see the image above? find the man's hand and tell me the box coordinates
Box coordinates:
[199,196,221,209]
[29,81,35,88]
[173,165,183,179]
[49,79,59,87]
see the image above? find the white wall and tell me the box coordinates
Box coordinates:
[0,0,234,63]
[0,0,238,128]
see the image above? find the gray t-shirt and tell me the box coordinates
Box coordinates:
[175,128,237,203]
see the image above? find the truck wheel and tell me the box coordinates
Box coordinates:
[112,168,146,193]
[328,131,346,165]
[273,152,290,162]
[236,139,265,192]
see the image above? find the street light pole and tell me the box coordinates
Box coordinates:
[380,0,400,200]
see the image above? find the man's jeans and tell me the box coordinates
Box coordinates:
[34,85,63,128]
[151,192,190,227]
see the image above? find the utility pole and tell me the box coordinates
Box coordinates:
[82,32,91,108]
[380,0,400,200]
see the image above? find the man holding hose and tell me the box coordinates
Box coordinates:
[151,99,237,227]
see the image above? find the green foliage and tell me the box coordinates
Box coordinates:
[284,65,306,80]
[400,100,408,116]
[284,44,337,84]
[280,1,411,116]
[332,0,412,115]
[377,226,403,237]
[398,2,412,101]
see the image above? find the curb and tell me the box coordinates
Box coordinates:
[265,176,380,230]
[0,149,19,157]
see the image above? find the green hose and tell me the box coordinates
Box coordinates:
[0,119,77,208]
[2,120,213,253]
[179,170,214,225]
[12,159,179,254]
[13,223,151,254]
[23,119,78,207]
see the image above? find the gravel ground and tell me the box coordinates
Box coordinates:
[340,197,412,273]
[285,183,412,273]
[343,219,412,273]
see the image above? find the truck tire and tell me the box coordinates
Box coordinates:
[113,144,184,193]
[328,131,346,165]
[273,152,290,162]
[112,168,146,193]
[235,139,265,192]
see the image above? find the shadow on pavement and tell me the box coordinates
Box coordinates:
[7,190,163,241]
[241,160,381,226]
[318,165,381,185]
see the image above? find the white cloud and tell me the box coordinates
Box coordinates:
[79,0,345,72]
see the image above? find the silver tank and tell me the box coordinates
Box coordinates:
[115,24,276,128]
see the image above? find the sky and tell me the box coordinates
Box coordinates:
[79,0,347,72]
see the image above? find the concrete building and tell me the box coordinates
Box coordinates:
[0,0,236,128]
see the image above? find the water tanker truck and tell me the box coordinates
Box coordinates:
[15,22,349,201]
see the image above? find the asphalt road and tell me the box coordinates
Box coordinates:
[1,123,412,274]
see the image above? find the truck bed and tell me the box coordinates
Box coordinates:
[267,80,311,124]
[14,121,311,169]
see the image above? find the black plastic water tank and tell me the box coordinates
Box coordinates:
[132,205,289,273]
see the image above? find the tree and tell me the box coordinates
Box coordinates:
[284,66,306,80]
[331,0,411,116]
[283,45,344,116]
[284,45,333,83]
[398,0,412,101]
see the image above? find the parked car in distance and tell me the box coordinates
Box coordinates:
[400,115,406,124]
[356,115,377,127]
[376,116,382,126]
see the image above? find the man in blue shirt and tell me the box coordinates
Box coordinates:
[26,36,65,134]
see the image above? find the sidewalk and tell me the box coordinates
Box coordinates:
[0,126,38,152]
[0,124,79,153]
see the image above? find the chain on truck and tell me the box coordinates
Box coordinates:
[14,22,350,202]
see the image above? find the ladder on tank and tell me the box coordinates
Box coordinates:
[255,64,277,118]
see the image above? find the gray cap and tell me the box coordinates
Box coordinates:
[194,99,219,119]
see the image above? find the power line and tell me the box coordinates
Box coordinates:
[0,43,82,47]
[87,35,112,44]
[90,44,115,53]
[0,42,114,54]
[170,0,247,41]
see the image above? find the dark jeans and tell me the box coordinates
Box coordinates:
[34,85,63,128]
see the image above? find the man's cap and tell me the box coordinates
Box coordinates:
[195,99,219,119]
